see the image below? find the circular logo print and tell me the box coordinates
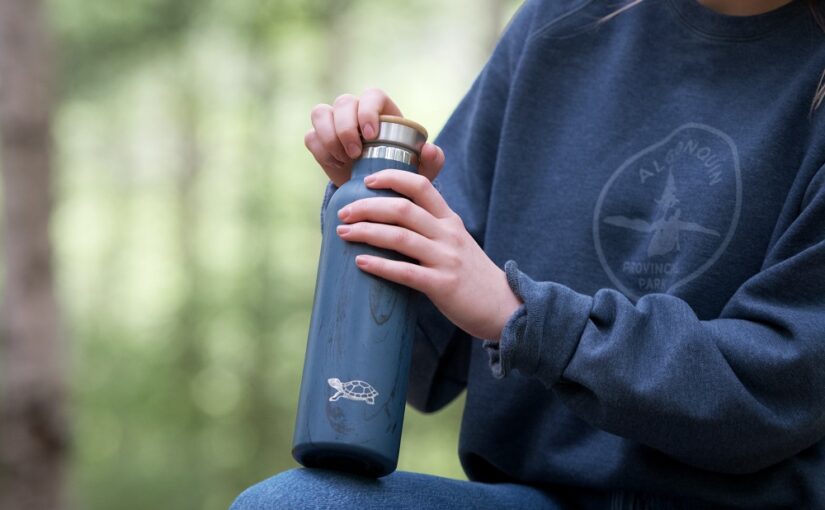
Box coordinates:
[593,123,741,300]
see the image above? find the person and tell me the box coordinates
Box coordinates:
[231,0,825,508]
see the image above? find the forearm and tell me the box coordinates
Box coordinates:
[485,260,825,473]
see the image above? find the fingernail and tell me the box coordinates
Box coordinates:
[347,144,361,158]
[338,207,350,219]
[336,225,351,235]
[363,124,375,139]
[356,255,369,267]
[363,175,376,185]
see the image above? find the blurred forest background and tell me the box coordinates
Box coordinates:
[0,0,521,509]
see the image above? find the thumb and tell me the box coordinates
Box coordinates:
[418,143,445,182]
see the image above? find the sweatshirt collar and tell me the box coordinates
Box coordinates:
[666,0,807,40]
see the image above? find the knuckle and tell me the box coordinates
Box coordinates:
[396,199,413,215]
[324,157,343,170]
[415,174,431,193]
[450,212,465,227]
[401,264,419,285]
[393,228,409,245]
[310,103,331,121]
[304,129,316,147]
[447,227,465,247]
[439,272,460,294]
[361,86,386,98]
[447,213,466,233]
[319,134,342,152]
[338,126,358,143]
[443,249,461,269]
[333,93,356,106]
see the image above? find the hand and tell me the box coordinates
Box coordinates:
[304,88,444,187]
[335,169,523,341]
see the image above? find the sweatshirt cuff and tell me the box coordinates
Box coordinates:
[483,260,593,387]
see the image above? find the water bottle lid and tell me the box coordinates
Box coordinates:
[369,115,428,155]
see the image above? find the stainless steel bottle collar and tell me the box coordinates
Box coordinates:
[361,115,428,165]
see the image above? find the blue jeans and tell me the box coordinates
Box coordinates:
[229,469,570,509]
[228,468,688,509]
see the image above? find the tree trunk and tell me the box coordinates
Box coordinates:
[171,58,208,509]
[239,41,280,479]
[0,0,68,509]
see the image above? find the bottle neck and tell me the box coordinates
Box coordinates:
[362,144,417,165]
[351,145,418,179]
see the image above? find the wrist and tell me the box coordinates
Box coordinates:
[486,267,523,341]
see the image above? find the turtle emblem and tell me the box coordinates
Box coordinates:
[328,378,378,405]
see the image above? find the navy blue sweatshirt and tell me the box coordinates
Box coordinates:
[392,0,825,508]
[321,0,825,507]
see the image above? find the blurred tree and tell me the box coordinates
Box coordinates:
[0,0,68,509]
[170,53,209,509]
[50,0,202,98]
[19,0,522,508]
[236,22,283,483]
[318,0,353,95]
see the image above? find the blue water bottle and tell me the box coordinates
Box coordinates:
[292,115,428,477]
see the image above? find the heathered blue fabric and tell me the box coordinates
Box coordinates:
[229,468,701,509]
[229,469,570,510]
[318,0,825,507]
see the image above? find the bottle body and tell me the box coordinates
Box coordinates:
[292,157,419,478]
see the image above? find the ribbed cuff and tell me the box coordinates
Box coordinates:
[483,260,593,387]
[482,301,527,379]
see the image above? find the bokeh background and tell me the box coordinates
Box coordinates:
[0,1,521,509]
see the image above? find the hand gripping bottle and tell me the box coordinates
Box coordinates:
[292,115,428,477]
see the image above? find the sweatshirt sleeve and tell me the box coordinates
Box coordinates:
[483,168,825,474]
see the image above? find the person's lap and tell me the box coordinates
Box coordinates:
[229,468,571,510]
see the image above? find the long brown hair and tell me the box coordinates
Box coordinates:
[602,0,825,113]
[811,0,825,111]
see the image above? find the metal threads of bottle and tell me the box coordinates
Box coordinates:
[362,115,428,165]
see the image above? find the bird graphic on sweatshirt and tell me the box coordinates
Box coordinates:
[603,172,720,258]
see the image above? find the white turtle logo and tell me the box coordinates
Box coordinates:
[328,377,378,405]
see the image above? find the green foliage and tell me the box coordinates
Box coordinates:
[46,1,521,509]
[50,0,202,96]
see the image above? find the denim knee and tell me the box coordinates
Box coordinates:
[229,468,382,510]
[230,469,303,510]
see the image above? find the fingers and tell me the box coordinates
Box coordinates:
[338,196,441,239]
[310,103,349,164]
[333,94,363,159]
[304,128,351,186]
[336,222,440,265]
[418,143,445,182]
[307,88,402,180]
[364,169,452,219]
[358,87,402,141]
[354,254,440,295]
